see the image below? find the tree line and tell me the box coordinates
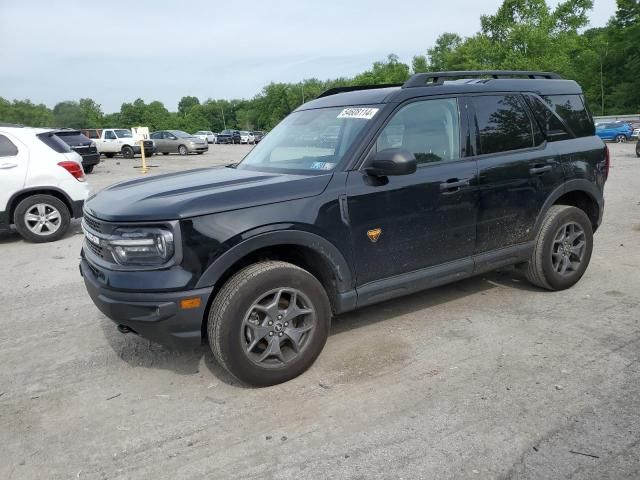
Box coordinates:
[1,0,637,133]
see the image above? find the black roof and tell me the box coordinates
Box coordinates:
[299,71,582,111]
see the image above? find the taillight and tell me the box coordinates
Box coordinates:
[58,161,85,181]
[603,145,610,179]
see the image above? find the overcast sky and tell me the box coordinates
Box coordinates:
[0,0,617,112]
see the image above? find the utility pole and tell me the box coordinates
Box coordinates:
[301,84,305,104]
[220,106,226,130]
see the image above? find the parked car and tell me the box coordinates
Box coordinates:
[240,131,255,144]
[0,124,90,242]
[216,129,241,144]
[636,138,640,158]
[595,122,633,142]
[93,128,155,158]
[631,127,640,139]
[52,129,100,174]
[81,129,102,140]
[80,70,607,386]
[194,130,216,144]
[150,130,208,155]
[252,131,266,143]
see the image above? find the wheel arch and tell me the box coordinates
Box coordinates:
[196,230,354,317]
[7,187,74,225]
[533,180,603,237]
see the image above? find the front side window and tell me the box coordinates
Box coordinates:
[473,95,534,155]
[237,106,376,173]
[105,131,117,140]
[376,98,460,164]
[0,134,18,157]
[114,129,132,138]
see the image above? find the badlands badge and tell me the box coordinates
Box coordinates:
[367,228,382,243]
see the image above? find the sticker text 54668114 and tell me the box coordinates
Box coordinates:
[337,108,379,120]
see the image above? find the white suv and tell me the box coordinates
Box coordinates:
[0,125,91,242]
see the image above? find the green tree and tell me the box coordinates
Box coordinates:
[178,96,200,115]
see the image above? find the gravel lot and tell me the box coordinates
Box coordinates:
[1,143,639,480]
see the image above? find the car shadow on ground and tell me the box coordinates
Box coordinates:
[0,219,84,245]
[100,267,541,386]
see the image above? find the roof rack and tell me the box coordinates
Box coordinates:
[317,83,402,98]
[403,70,562,88]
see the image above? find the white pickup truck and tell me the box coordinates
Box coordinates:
[82,128,155,159]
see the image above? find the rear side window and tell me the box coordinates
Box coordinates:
[0,134,19,156]
[524,94,571,142]
[37,133,71,153]
[543,95,594,138]
[472,95,534,155]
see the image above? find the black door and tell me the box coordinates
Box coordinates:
[471,94,565,253]
[346,97,478,286]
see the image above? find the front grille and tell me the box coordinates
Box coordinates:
[85,238,106,259]
[143,140,153,148]
[83,214,104,233]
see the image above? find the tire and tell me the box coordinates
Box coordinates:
[162,152,170,155]
[525,205,593,291]
[207,261,331,386]
[615,134,627,143]
[13,194,71,243]
[105,153,115,158]
[83,165,95,174]
[122,146,134,159]
[636,141,640,158]
[178,145,188,155]
[196,152,204,155]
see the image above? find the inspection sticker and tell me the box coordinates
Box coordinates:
[310,162,335,170]
[337,107,379,120]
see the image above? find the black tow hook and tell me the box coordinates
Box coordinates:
[117,325,134,334]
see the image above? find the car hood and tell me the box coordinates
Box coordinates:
[85,166,332,222]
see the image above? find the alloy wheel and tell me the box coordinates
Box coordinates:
[551,222,586,276]
[241,288,316,368]
[24,203,61,236]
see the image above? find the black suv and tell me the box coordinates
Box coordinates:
[80,71,608,386]
[216,129,241,144]
[52,129,100,173]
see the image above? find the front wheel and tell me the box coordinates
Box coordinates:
[525,205,593,291]
[208,261,331,386]
[178,145,188,155]
[122,146,134,159]
[615,134,627,143]
[14,194,71,243]
[104,153,115,158]
[636,141,640,158]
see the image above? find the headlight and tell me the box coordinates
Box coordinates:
[106,227,174,266]
[90,141,96,148]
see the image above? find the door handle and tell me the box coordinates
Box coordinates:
[530,165,552,175]
[440,178,470,193]
[0,162,17,169]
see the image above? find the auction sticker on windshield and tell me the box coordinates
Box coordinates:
[337,108,379,120]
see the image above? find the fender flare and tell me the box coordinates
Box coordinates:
[532,179,604,237]
[195,229,353,291]
[4,186,76,223]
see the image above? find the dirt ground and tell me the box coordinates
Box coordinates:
[1,142,639,480]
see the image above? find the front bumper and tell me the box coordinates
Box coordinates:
[188,144,209,153]
[80,258,212,349]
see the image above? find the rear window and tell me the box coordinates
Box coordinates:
[82,129,101,139]
[55,131,92,146]
[472,95,534,155]
[0,134,19,156]
[542,95,594,137]
[37,133,72,153]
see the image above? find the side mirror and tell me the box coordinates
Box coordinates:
[364,148,417,177]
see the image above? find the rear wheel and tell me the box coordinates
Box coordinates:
[162,152,170,155]
[84,165,95,174]
[525,205,593,291]
[14,194,70,243]
[105,153,115,158]
[208,261,331,386]
[615,134,627,143]
[122,146,134,159]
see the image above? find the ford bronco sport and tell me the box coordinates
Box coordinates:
[80,71,608,386]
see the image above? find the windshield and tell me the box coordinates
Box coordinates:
[114,129,132,138]
[236,106,378,173]
[170,130,192,138]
